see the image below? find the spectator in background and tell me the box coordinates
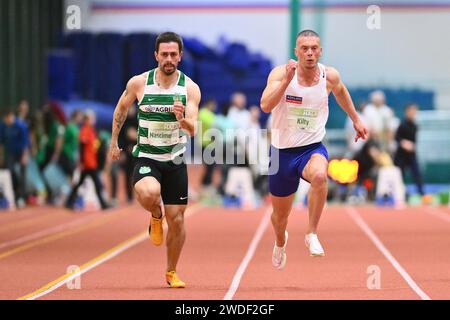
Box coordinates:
[353,137,383,201]
[0,107,30,208]
[217,93,253,198]
[37,104,65,204]
[39,104,65,170]
[228,93,254,173]
[60,110,82,178]
[65,110,109,210]
[227,92,251,165]
[97,130,110,172]
[17,100,30,124]
[248,105,268,197]
[214,102,236,196]
[98,129,113,201]
[247,105,263,160]
[198,99,217,190]
[25,110,48,205]
[227,92,251,130]
[345,101,367,158]
[116,105,138,204]
[29,110,48,167]
[249,105,261,131]
[363,90,398,153]
[394,103,425,198]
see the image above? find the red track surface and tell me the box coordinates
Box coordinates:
[0,200,449,300]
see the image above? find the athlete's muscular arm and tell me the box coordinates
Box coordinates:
[174,79,201,137]
[328,67,368,142]
[260,60,297,113]
[109,76,141,161]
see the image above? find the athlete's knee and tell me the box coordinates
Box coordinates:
[311,171,328,187]
[271,208,290,222]
[135,185,160,207]
[167,212,184,231]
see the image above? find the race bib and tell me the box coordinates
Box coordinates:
[140,121,180,146]
[287,107,319,130]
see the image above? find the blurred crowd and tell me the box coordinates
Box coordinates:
[196,89,427,206]
[0,100,136,210]
[0,89,426,210]
[197,92,270,206]
[344,90,426,202]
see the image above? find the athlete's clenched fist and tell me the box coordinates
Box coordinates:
[284,59,297,83]
[173,100,185,121]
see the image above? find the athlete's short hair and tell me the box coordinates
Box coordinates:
[156,32,184,53]
[297,29,320,39]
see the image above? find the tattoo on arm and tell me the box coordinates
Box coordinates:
[112,109,127,141]
[114,110,127,131]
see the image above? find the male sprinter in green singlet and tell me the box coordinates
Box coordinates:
[109,32,201,288]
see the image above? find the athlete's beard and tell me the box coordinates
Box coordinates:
[160,63,177,76]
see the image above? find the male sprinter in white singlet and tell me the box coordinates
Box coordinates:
[109,32,201,287]
[261,30,367,269]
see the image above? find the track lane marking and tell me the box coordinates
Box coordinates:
[224,207,271,300]
[346,207,431,300]
[0,208,46,223]
[0,208,132,261]
[17,204,203,300]
[18,231,148,300]
[424,207,450,223]
[0,211,62,233]
[0,214,101,250]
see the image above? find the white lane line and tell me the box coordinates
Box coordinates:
[346,207,431,300]
[224,207,272,300]
[24,232,147,300]
[0,215,98,250]
[19,205,203,300]
[424,207,450,223]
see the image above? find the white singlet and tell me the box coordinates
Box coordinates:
[270,63,329,149]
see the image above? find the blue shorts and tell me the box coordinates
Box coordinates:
[268,142,329,197]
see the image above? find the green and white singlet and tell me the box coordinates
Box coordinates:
[132,69,188,161]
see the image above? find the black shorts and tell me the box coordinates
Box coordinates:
[132,157,188,205]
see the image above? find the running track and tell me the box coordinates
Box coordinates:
[0,178,449,300]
